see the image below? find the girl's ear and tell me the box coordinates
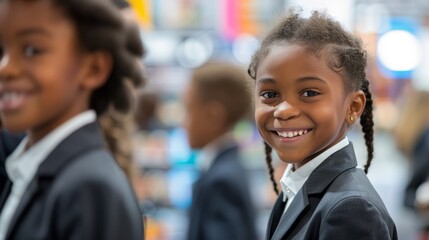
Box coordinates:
[80,51,113,90]
[346,90,366,125]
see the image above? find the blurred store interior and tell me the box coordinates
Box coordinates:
[123,0,429,239]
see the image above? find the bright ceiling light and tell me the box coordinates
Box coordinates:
[377,30,422,71]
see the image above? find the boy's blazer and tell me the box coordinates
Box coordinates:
[266,143,398,240]
[187,144,257,240]
[0,122,144,240]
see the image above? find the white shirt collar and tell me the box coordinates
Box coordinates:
[196,132,236,171]
[280,137,349,202]
[5,110,96,184]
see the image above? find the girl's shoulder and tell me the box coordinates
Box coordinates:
[318,167,388,213]
[48,149,132,199]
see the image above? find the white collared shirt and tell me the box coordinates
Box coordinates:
[0,110,96,240]
[280,137,350,213]
[196,132,236,172]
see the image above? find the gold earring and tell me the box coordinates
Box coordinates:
[349,116,354,122]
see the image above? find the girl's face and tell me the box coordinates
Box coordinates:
[0,1,94,144]
[255,44,361,168]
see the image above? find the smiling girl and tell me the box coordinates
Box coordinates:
[0,0,145,239]
[249,11,398,240]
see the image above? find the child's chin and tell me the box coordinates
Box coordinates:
[1,120,27,134]
[275,152,308,166]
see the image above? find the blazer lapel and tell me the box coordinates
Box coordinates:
[266,193,286,240]
[305,143,357,195]
[271,189,309,240]
[4,122,105,239]
[5,179,39,238]
[269,143,358,240]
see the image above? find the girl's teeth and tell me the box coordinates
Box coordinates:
[0,92,26,110]
[277,129,310,138]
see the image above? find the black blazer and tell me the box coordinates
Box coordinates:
[187,145,257,240]
[0,131,24,191]
[266,143,398,240]
[0,122,144,240]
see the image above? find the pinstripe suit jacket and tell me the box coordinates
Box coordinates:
[266,143,398,240]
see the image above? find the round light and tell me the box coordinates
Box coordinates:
[176,35,214,68]
[232,34,260,64]
[377,30,422,71]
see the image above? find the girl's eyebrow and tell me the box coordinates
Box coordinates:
[296,76,327,84]
[256,77,276,85]
[16,28,51,38]
[256,76,327,85]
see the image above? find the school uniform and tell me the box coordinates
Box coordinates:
[187,133,257,240]
[266,139,398,240]
[0,111,144,240]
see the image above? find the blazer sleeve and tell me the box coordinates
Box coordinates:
[319,197,397,240]
[201,178,255,240]
[54,173,144,240]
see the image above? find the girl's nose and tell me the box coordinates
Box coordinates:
[273,100,300,120]
[0,54,19,81]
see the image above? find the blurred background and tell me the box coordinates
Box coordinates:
[119,0,429,239]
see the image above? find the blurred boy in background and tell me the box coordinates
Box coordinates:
[183,62,257,240]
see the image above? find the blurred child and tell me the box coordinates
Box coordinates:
[183,62,257,240]
[248,10,397,239]
[394,91,429,209]
[0,0,145,239]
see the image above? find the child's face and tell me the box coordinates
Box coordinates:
[255,44,351,168]
[182,83,225,149]
[0,1,92,142]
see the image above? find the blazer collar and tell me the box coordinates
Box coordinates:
[37,122,105,177]
[211,144,238,166]
[270,143,358,240]
[305,143,357,195]
[5,122,105,239]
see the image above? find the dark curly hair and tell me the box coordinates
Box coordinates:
[29,0,145,178]
[248,10,374,195]
[50,0,146,116]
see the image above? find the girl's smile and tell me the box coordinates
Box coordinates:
[270,128,313,141]
[0,91,28,112]
[0,81,34,112]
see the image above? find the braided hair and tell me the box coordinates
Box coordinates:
[264,142,279,195]
[248,10,374,194]
[52,0,146,178]
[52,0,146,115]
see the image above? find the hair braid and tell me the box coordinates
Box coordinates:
[360,79,374,174]
[264,142,279,195]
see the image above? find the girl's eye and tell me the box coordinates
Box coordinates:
[23,45,42,57]
[261,91,279,99]
[302,90,319,97]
